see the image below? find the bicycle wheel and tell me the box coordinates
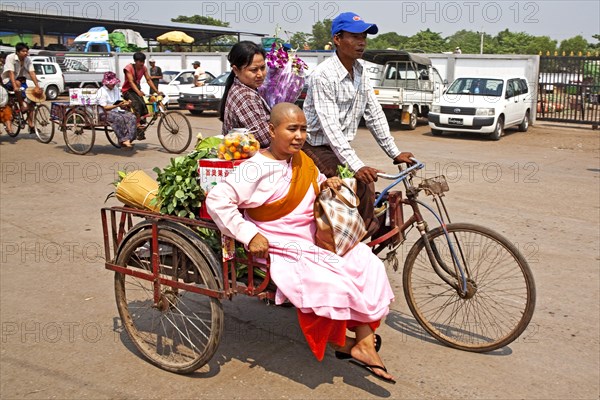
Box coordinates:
[63,110,95,155]
[8,104,23,137]
[33,104,54,143]
[403,223,535,352]
[114,227,223,374]
[104,126,121,148]
[157,111,192,154]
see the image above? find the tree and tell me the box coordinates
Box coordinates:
[559,35,590,55]
[494,29,537,54]
[526,36,557,55]
[289,32,313,50]
[170,15,235,52]
[367,32,409,50]
[446,30,491,54]
[403,29,446,53]
[311,19,333,50]
[171,15,229,27]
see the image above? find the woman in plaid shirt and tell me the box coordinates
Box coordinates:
[219,41,271,148]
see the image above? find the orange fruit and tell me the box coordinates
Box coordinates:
[242,145,250,152]
[229,145,237,153]
[224,152,233,161]
[233,151,241,160]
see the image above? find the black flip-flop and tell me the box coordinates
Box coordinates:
[335,334,381,360]
[349,359,396,384]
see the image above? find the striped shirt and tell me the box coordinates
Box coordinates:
[304,53,400,172]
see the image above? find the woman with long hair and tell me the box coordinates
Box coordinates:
[219,41,271,148]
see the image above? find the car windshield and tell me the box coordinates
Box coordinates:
[446,78,504,96]
[160,71,179,84]
[207,72,230,85]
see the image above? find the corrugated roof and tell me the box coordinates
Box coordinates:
[0,9,266,44]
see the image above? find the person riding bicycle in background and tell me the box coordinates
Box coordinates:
[302,12,414,238]
[1,42,43,134]
[122,52,162,136]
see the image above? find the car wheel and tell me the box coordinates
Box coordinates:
[189,110,204,116]
[518,110,530,132]
[490,116,504,140]
[45,85,59,100]
[431,128,443,136]
[407,109,418,130]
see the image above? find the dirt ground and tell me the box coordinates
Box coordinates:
[1,105,599,399]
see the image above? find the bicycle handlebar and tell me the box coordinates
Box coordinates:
[377,158,424,180]
[374,159,424,207]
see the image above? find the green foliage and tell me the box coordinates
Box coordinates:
[559,35,591,55]
[151,137,221,219]
[289,32,313,50]
[337,164,355,179]
[368,32,409,51]
[311,19,333,50]
[171,15,229,27]
[152,153,204,219]
[171,15,235,52]
[297,19,587,55]
[402,29,447,53]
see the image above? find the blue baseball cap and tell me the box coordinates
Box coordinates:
[331,12,379,36]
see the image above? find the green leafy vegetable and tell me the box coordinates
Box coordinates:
[337,164,355,179]
[151,136,221,219]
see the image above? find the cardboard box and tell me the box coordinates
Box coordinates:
[197,159,245,219]
[69,88,98,106]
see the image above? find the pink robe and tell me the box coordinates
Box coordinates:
[206,152,395,357]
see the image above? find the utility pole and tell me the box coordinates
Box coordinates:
[478,31,484,54]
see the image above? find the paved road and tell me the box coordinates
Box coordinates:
[1,107,599,399]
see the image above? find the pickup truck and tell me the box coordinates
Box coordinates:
[33,53,111,90]
[363,50,445,129]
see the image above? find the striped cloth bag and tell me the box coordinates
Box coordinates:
[314,178,367,256]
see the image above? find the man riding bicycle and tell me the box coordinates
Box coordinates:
[302,12,414,238]
[1,42,44,134]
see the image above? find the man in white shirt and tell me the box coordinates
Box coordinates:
[1,42,43,133]
[303,12,414,237]
[192,61,207,87]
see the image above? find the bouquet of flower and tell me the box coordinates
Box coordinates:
[258,41,308,108]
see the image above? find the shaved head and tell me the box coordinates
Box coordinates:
[270,102,304,127]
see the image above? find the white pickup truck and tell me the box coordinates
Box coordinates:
[363,50,445,129]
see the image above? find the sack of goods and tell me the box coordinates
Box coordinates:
[115,170,161,212]
[314,178,367,256]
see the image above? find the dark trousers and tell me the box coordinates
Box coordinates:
[122,89,147,122]
[302,143,380,237]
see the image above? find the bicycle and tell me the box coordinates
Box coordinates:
[5,90,54,143]
[53,95,192,155]
[100,160,535,373]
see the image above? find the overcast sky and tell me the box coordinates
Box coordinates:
[6,0,600,42]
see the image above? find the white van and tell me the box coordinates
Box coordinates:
[31,61,65,100]
[428,77,532,140]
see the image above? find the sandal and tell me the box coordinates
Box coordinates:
[349,359,396,384]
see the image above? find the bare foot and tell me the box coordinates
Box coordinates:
[350,335,395,382]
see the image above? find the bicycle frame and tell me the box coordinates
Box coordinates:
[101,206,276,304]
[374,161,469,296]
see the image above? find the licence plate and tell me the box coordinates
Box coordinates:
[448,117,463,125]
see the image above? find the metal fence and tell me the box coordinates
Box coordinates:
[537,56,600,127]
